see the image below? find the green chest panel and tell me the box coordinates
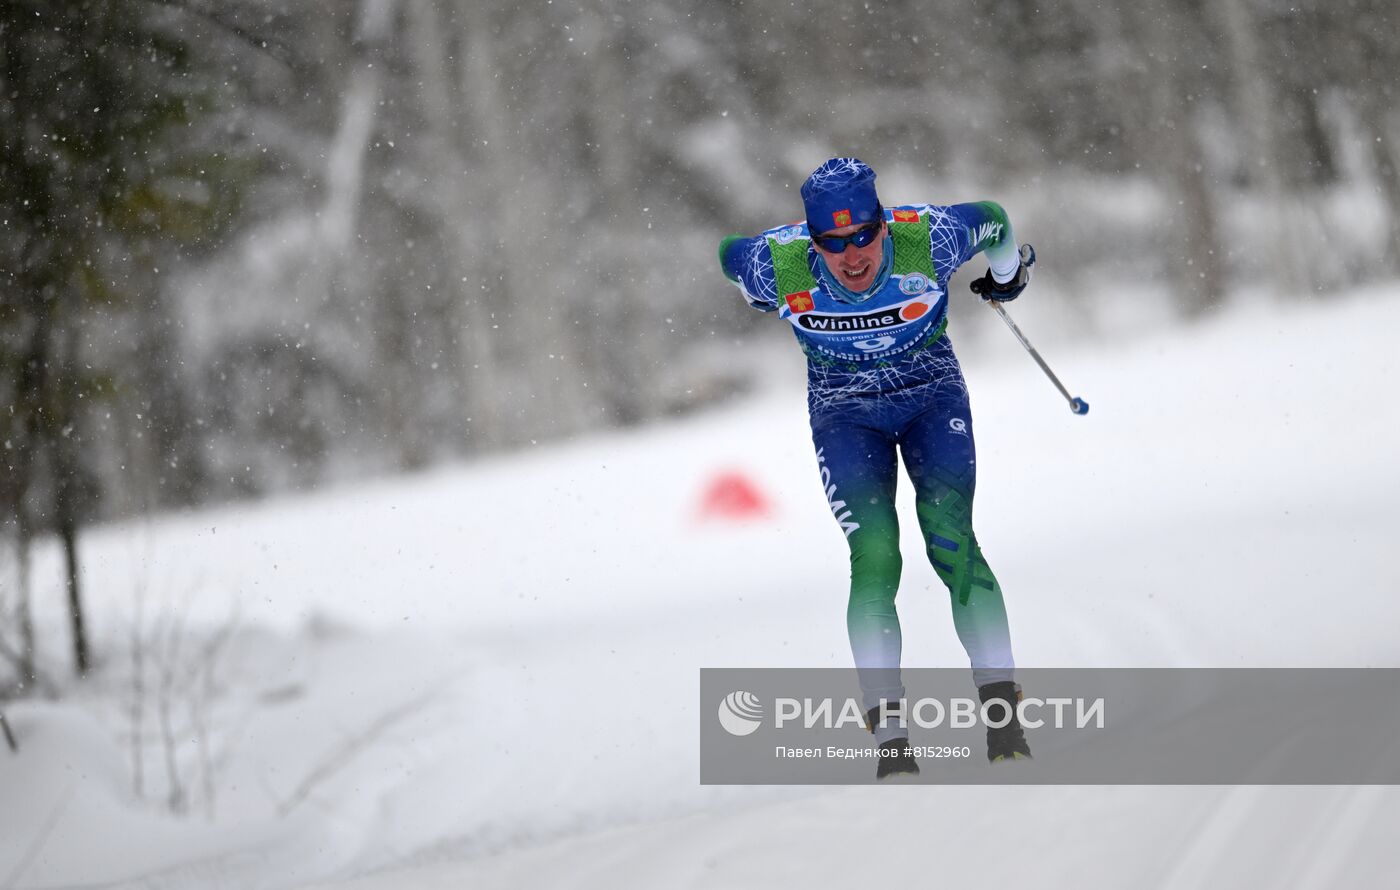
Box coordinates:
[889,218,934,278]
[765,219,935,301]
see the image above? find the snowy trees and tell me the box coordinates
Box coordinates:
[2,0,1399,693]
[0,0,261,681]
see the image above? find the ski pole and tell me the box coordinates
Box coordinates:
[987,301,1089,415]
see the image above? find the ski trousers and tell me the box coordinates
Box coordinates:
[807,338,1016,742]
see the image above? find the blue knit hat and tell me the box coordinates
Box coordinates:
[801,158,881,234]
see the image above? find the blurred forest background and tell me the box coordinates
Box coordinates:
[2,0,1398,679]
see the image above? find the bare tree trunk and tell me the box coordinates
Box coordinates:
[133,283,206,508]
[53,286,90,678]
[582,3,652,426]
[0,710,17,752]
[399,0,475,463]
[457,18,519,449]
[1363,113,1400,275]
[449,0,601,446]
[1137,5,1225,317]
[59,520,88,676]
[7,287,49,690]
[321,0,394,254]
[320,0,413,464]
[1210,0,1311,294]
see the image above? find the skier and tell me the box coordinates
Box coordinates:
[718,158,1034,779]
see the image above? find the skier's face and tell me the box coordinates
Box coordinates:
[812,219,886,292]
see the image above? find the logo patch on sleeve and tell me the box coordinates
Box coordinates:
[831,209,852,228]
[892,209,920,223]
[784,291,815,313]
[898,272,931,295]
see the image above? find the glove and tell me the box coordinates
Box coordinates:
[969,243,1035,302]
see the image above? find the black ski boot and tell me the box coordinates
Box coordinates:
[978,681,1032,763]
[866,704,920,780]
[875,737,920,780]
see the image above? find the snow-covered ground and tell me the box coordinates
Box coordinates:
[3,287,1399,889]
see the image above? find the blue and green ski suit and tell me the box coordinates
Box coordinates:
[719,202,1022,742]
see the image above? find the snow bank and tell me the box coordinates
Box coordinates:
[5,285,1399,889]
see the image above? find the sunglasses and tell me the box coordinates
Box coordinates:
[810,218,883,253]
